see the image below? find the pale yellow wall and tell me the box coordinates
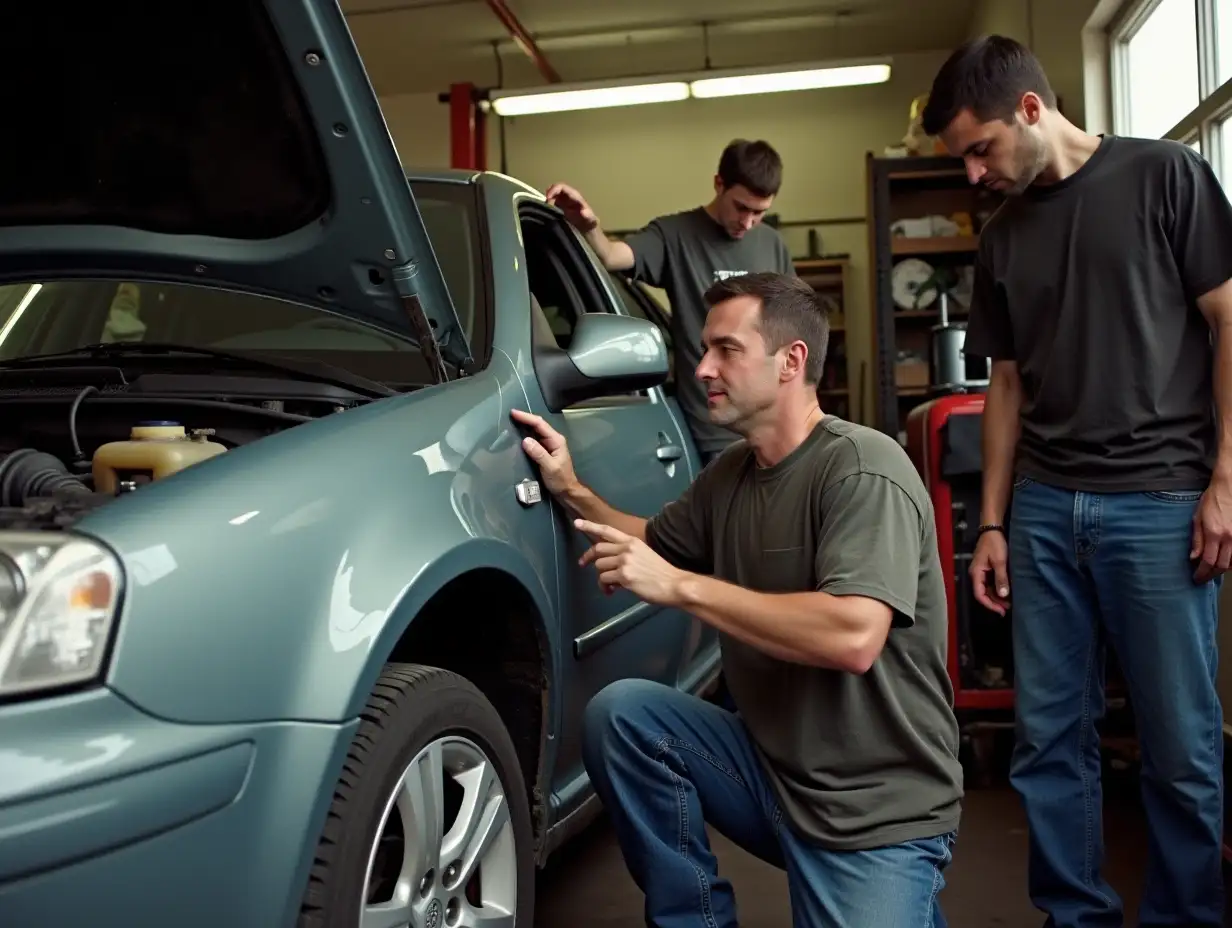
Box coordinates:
[380,50,952,424]
[967,0,1104,131]
[376,9,1104,428]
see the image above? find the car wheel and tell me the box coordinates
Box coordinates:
[298,663,535,928]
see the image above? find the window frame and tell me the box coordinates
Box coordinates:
[517,202,654,408]
[1110,0,1232,173]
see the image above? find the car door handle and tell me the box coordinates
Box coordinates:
[656,443,683,462]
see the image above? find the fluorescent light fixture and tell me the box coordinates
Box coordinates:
[484,57,892,117]
[690,62,892,98]
[490,80,690,116]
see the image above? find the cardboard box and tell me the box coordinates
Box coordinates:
[896,361,930,388]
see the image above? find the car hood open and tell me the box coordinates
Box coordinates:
[0,0,470,376]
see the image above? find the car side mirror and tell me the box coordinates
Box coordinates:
[536,312,669,411]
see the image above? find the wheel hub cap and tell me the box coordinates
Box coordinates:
[423,898,442,928]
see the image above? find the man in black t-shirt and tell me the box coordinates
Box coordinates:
[512,272,961,928]
[545,140,797,464]
[923,35,1232,928]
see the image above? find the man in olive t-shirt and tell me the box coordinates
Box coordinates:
[512,272,962,927]
[546,139,796,463]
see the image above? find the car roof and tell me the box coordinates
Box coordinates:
[404,168,480,185]
[403,169,544,199]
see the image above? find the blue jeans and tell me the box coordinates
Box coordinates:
[582,678,956,928]
[1008,477,1224,927]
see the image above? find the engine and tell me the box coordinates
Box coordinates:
[0,419,231,529]
[0,371,371,529]
[0,402,318,532]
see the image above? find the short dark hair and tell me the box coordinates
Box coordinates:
[704,272,828,385]
[717,139,783,198]
[921,35,1057,137]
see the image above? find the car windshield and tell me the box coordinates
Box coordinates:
[0,187,479,388]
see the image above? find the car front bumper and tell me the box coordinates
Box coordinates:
[0,687,355,928]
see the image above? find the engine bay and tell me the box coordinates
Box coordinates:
[0,370,373,529]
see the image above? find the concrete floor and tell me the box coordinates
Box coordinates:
[532,767,1226,927]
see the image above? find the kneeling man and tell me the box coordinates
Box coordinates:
[513,271,962,928]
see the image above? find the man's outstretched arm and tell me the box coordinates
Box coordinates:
[576,519,892,674]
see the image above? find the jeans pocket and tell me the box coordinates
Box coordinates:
[1144,489,1204,503]
[1012,475,1035,491]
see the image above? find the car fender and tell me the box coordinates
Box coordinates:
[83,353,560,725]
[348,533,561,720]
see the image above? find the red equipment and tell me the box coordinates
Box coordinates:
[906,394,1015,712]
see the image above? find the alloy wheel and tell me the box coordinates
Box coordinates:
[360,735,517,928]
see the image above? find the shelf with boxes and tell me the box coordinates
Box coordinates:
[865,153,1002,441]
[793,255,857,423]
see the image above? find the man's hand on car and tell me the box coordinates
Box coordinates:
[544,182,599,234]
[511,409,579,497]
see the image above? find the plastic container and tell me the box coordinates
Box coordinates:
[92,420,227,495]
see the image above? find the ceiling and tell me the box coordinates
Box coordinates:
[341,0,978,97]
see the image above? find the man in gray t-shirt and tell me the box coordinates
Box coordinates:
[511,272,962,927]
[546,139,796,462]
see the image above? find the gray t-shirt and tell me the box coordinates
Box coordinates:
[623,208,795,454]
[965,134,1232,492]
[644,417,963,850]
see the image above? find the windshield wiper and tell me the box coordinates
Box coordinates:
[0,342,396,398]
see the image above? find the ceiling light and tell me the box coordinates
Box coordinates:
[481,57,893,117]
[689,62,892,99]
[489,81,690,116]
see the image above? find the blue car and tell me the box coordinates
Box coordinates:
[0,3,719,926]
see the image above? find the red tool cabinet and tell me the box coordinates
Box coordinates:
[905,394,1016,712]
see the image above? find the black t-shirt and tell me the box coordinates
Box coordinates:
[965,134,1232,492]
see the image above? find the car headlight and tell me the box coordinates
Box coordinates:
[0,532,123,699]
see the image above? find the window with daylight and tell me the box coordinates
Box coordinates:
[1112,0,1232,186]
[1124,0,1200,138]
[1218,0,1232,85]
[1222,118,1232,183]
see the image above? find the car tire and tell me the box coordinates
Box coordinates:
[298,663,536,928]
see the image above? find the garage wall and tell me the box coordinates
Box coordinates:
[379,50,947,423]
[377,5,1102,426]
[968,0,1101,131]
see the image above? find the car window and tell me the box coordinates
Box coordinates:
[0,187,487,387]
[521,211,650,401]
[609,275,670,337]
[409,180,487,360]
[607,273,675,388]
[0,278,439,385]
[522,217,615,351]
[608,273,645,320]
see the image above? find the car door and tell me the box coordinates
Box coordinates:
[517,203,699,804]
[604,273,723,689]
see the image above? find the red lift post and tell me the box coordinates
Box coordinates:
[447,0,560,171]
[448,83,486,172]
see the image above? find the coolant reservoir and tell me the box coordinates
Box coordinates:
[92,421,227,495]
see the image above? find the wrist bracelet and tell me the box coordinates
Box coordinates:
[977,524,1005,536]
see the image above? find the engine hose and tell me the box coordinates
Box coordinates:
[68,384,98,466]
[0,449,90,507]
